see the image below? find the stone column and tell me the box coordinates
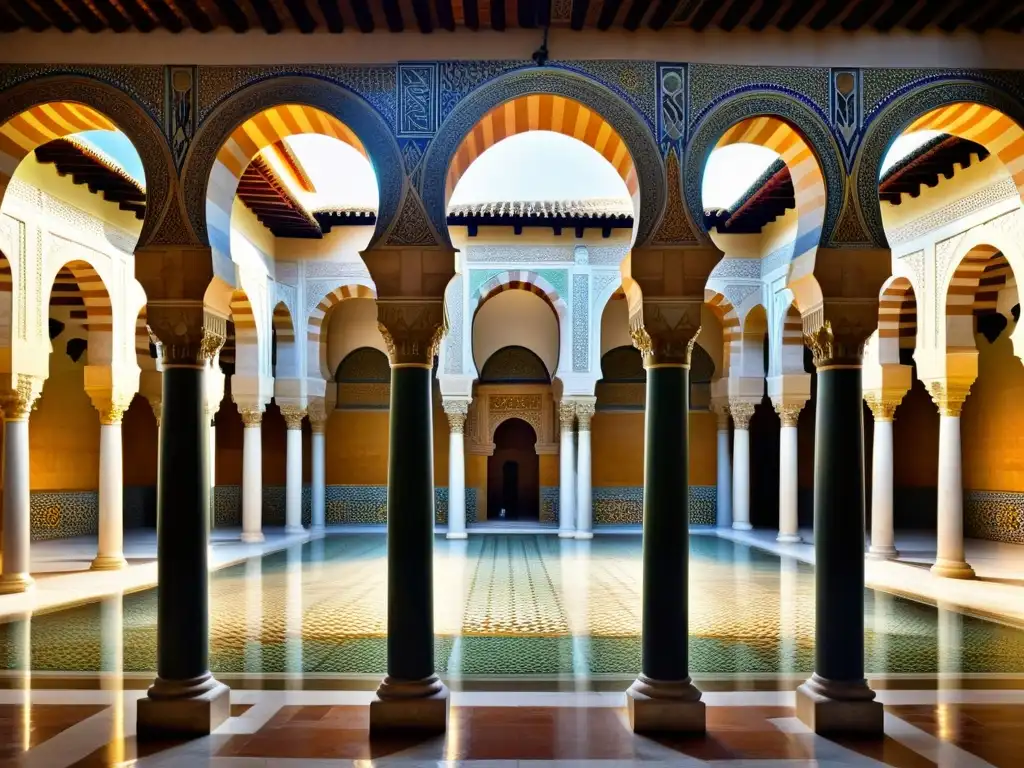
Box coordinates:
[370,301,448,733]
[575,400,595,539]
[135,296,230,738]
[729,400,755,531]
[0,376,41,594]
[91,397,131,570]
[443,399,469,540]
[308,397,328,537]
[239,407,265,543]
[865,395,900,559]
[796,322,882,736]
[775,403,803,543]
[206,408,216,522]
[280,405,306,535]
[558,401,576,538]
[625,306,705,733]
[712,401,732,528]
[928,383,975,579]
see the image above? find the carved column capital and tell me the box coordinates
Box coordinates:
[94,395,133,426]
[804,318,871,369]
[575,400,596,431]
[774,403,803,428]
[443,399,469,433]
[729,399,756,430]
[710,399,731,429]
[630,301,701,367]
[864,393,902,422]
[280,405,306,430]
[148,398,162,427]
[0,375,42,422]
[146,301,227,368]
[239,407,264,427]
[307,396,329,434]
[377,300,446,367]
[558,401,577,431]
[926,380,972,417]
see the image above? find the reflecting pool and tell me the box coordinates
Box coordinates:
[3,534,1023,678]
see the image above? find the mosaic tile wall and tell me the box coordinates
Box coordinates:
[593,486,716,526]
[965,490,1024,544]
[29,491,98,541]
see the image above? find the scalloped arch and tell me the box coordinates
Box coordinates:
[182,75,404,250]
[0,75,175,249]
[421,68,666,247]
[854,79,1024,248]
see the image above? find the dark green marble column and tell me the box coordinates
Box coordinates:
[137,315,230,738]
[626,319,705,733]
[370,303,448,735]
[796,322,882,736]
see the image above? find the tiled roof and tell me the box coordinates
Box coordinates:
[447,199,634,220]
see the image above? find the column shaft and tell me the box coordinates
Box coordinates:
[868,416,898,558]
[934,414,974,578]
[241,415,264,543]
[731,427,751,530]
[311,429,326,535]
[777,423,800,543]
[93,421,128,569]
[447,421,467,539]
[0,418,32,593]
[715,421,732,528]
[575,408,593,539]
[285,426,303,533]
[558,408,576,537]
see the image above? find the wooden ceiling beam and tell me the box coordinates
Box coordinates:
[518,0,538,27]
[905,0,953,30]
[250,0,283,32]
[624,0,654,30]
[33,0,79,31]
[436,0,456,29]
[88,0,132,31]
[317,0,345,31]
[778,0,817,29]
[283,0,317,30]
[969,0,1020,31]
[873,0,916,31]
[840,0,884,30]
[464,0,480,29]
[597,0,625,30]
[0,6,20,31]
[412,0,434,31]
[382,0,403,30]
[719,0,755,29]
[212,0,250,32]
[61,0,107,31]
[349,0,375,30]
[748,0,781,29]
[808,0,848,29]
[116,0,157,31]
[571,0,591,29]
[143,0,184,31]
[9,0,52,31]
[492,0,507,30]
[175,0,214,30]
[690,0,724,30]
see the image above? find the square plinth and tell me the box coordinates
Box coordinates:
[369,690,449,735]
[137,681,230,739]
[626,690,706,733]
[796,684,884,736]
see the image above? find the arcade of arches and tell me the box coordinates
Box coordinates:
[2,46,1024,755]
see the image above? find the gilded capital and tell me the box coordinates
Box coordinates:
[558,401,577,430]
[443,399,469,433]
[0,375,41,422]
[279,405,306,430]
[377,300,446,367]
[927,380,971,417]
[575,401,596,431]
[149,398,162,427]
[774,403,803,428]
[307,396,329,434]
[710,399,731,429]
[864,393,901,422]
[804,319,870,369]
[96,395,133,426]
[729,400,756,430]
[630,302,701,367]
[239,407,263,427]
[146,301,227,368]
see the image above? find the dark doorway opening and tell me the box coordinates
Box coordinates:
[487,418,539,521]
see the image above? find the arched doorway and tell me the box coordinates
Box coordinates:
[487,418,539,521]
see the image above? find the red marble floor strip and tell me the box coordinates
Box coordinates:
[833,734,937,768]
[889,703,1024,768]
[0,703,106,759]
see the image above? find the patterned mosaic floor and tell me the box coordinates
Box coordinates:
[3,534,1024,677]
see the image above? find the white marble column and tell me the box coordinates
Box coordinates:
[713,403,732,528]
[575,401,594,539]
[308,397,328,537]
[281,406,306,534]
[444,400,469,539]
[240,407,265,543]
[929,386,975,579]
[729,400,755,531]
[92,400,130,570]
[0,381,39,594]
[558,401,576,538]
[866,396,899,559]
[775,403,802,543]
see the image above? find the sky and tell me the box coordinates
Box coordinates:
[65,126,946,213]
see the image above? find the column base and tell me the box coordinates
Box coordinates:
[446,531,468,540]
[369,675,449,735]
[136,674,230,739]
[240,531,265,544]
[558,530,576,539]
[776,533,802,543]
[90,554,128,571]
[575,531,594,540]
[310,526,326,540]
[625,675,706,733]
[732,522,753,531]
[931,558,976,579]
[0,573,33,594]
[867,545,899,560]
[284,525,306,535]
[795,675,883,737]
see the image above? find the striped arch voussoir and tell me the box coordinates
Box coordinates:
[306,283,376,342]
[473,271,566,322]
[57,260,112,335]
[878,277,918,347]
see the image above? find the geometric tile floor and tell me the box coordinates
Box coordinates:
[3,533,1024,678]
